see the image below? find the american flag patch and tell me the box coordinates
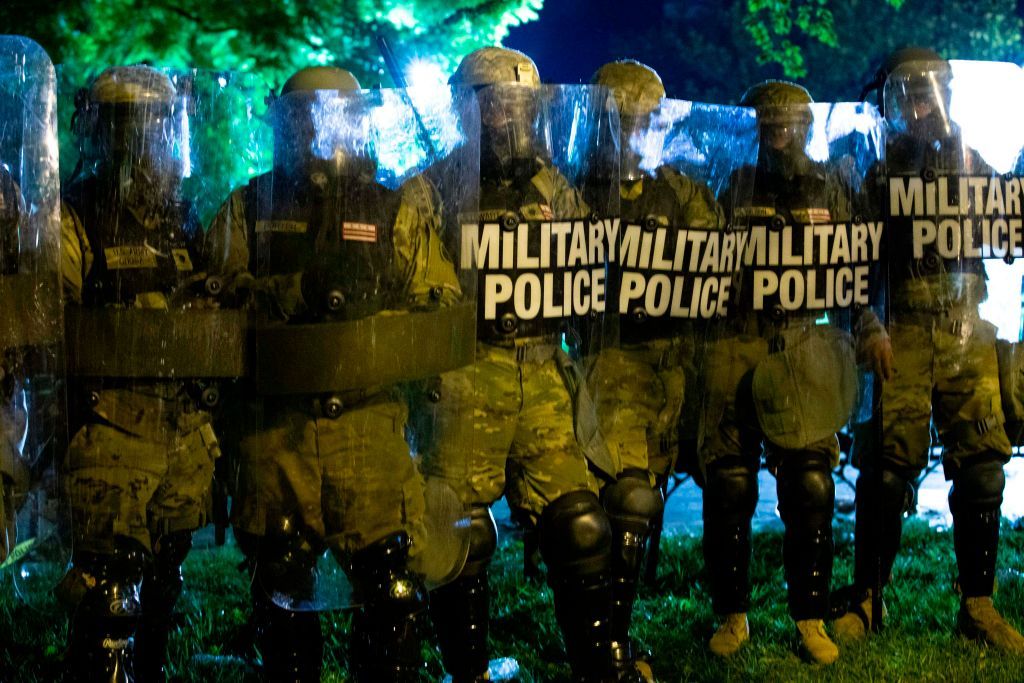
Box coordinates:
[804,207,831,224]
[342,222,377,243]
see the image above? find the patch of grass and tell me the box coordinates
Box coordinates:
[2,519,1023,681]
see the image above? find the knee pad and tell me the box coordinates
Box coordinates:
[777,454,834,518]
[539,490,612,577]
[602,469,664,536]
[704,459,758,520]
[349,531,428,617]
[152,530,193,571]
[951,456,1005,512]
[251,522,321,602]
[72,546,146,621]
[463,505,498,577]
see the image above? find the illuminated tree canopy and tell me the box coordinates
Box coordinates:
[0,0,543,87]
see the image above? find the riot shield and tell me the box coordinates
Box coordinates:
[59,68,253,606]
[0,37,67,598]
[716,99,886,465]
[591,97,758,484]
[234,85,478,611]
[883,59,1024,453]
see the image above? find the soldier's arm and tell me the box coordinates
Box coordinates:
[534,165,591,218]
[205,187,306,318]
[59,203,92,304]
[393,175,462,308]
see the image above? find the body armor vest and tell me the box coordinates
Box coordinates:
[886,133,988,287]
[65,175,198,308]
[244,171,399,321]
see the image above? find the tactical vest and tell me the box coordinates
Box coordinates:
[886,133,988,287]
[475,163,589,342]
[65,175,199,308]
[617,169,700,343]
[736,163,853,329]
[243,171,399,321]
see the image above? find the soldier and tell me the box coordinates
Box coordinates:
[205,66,469,681]
[58,66,224,681]
[699,80,890,665]
[423,47,633,682]
[833,48,1024,653]
[588,59,726,679]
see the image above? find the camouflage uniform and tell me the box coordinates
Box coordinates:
[205,65,464,681]
[207,175,454,554]
[835,50,1024,654]
[423,163,598,520]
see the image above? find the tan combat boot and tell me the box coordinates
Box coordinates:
[833,590,885,641]
[709,613,749,657]
[958,596,1024,654]
[795,619,839,665]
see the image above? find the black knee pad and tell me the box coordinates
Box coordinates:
[349,531,428,617]
[704,459,758,520]
[602,468,664,536]
[777,454,834,518]
[151,530,193,573]
[463,505,498,577]
[251,523,321,603]
[951,456,1006,512]
[539,490,612,577]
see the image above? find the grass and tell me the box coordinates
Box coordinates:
[2,518,1023,681]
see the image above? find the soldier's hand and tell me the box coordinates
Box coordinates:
[866,335,894,382]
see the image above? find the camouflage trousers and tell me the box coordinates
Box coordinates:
[880,312,1012,475]
[590,338,688,484]
[422,340,598,522]
[63,384,220,553]
[699,332,839,476]
[232,394,427,558]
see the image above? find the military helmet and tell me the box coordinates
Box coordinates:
[740,80,813,124]
[280,66,361,96]
[449,47,541,88]
[591,60,665,118]
[88,65,176,107]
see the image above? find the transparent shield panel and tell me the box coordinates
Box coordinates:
[0,36,67,602]
[709,100,885,472]
[229,86,478,610]
[883,59,1024,452]
[57,68,259,617]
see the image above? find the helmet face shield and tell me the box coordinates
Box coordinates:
[620,106,666,181]
[273,90,375,183]
[93,99,186,196]
[754,104,812,172]
[884,60,952,138]
[476,83,542,177]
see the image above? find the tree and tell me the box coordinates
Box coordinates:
[618,0,1024,103]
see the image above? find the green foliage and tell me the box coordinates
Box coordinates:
[0,0,543,89]
[619,0,1024,103]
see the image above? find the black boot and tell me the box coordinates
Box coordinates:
[63,547,146,683]
[602,470,663,680]
[348,532,428,682]
[540,490,615,683]
[431,506,497,682]
[135,531,193,682]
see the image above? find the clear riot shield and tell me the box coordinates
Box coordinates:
[592,98,758,484]
[238,86,478,611]
[883,60,1024,455]
[59,68,253,597]
[0,37,66,597]
[718,100,885,467]
[460,83,616,476]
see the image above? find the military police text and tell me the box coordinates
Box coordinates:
[746,221,883,311]
[891,175,1024,259]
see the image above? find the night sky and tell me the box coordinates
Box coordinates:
[505,0,665,84]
